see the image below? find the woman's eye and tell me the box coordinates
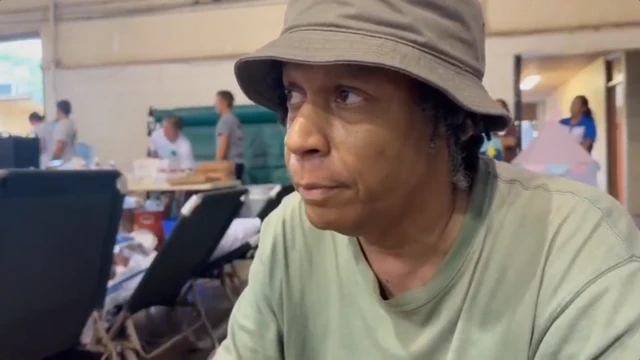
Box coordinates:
[335,89,363,105]
[285,88,304,106]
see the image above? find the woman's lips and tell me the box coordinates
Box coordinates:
[296,184,346,203]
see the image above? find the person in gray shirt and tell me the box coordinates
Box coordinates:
[215,90,245,180]
[51,99,78,164]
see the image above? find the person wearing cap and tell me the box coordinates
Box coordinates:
[214,1,640,359]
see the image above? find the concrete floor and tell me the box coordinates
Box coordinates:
[47,279,239,360]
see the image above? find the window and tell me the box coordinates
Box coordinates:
[0,83,14,97]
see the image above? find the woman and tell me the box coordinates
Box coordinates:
[214,0,640,359]
[559,95,597,153]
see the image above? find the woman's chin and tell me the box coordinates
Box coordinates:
[304,205,361,236]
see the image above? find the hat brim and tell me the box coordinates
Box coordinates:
[235,29,510,132]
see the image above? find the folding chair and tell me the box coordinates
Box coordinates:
[204,184,295,300]
[89,187,247,359]
[237,184,295,221]
[0,169,124,360]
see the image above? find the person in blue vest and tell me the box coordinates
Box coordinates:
[559,95,597,153]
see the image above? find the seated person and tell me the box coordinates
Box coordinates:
[148,117,195,170]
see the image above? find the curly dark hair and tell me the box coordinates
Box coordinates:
[419,86,487,189]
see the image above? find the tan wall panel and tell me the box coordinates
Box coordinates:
[485,0,640,35]
[54,3,287,67]
[0,0,46,13]
[0,99,43,135]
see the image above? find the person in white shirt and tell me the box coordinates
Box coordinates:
[148,116,196,170]
[28,112,54,168]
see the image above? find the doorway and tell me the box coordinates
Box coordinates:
[513,51,616,193]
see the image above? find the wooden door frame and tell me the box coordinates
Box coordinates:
[514,54,523,150]
[604,56,626,203]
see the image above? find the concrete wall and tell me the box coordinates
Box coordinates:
[544,57,608,191]
[0,99,43,135]
[485,0,640,35]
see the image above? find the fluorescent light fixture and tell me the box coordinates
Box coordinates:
[520,75,541,91]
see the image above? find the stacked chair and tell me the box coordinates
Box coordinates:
[0,170,124,360]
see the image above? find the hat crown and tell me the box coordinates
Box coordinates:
[282,0,486,80]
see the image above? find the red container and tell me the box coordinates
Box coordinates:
[134,209,166,250]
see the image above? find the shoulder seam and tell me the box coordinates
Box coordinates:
[493,174,631,256]
[536,256,639,346]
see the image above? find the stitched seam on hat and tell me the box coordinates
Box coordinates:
[287,27,479,78]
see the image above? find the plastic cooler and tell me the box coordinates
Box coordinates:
[133,209,165,250]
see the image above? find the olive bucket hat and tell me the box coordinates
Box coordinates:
[234,0,511,133]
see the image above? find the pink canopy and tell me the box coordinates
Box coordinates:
[512,122,596,167]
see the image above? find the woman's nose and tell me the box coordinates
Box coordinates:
[285,106,330,159]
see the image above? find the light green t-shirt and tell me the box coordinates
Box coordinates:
[214,158,640,360]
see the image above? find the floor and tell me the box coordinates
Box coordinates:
[47,280,238,360]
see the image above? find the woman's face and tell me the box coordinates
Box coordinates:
[570,97,584,117]
[282,63,449,236]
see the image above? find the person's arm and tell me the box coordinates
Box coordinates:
[581,119,597,153]
[181,140,196,170]
[148,132,159,158]
[51,120,72,160]
[212,210,284,359]
[533,260,640,359]
[216,117,232,161]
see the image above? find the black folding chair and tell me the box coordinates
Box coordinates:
[237,184,295,221]
[89,187,247,359]
[202,184,295,302]
[0,170,124,360]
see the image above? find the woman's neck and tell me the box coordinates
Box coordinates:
[359,186,470,264]
[358,188,471,297]
[570,113,584,123]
